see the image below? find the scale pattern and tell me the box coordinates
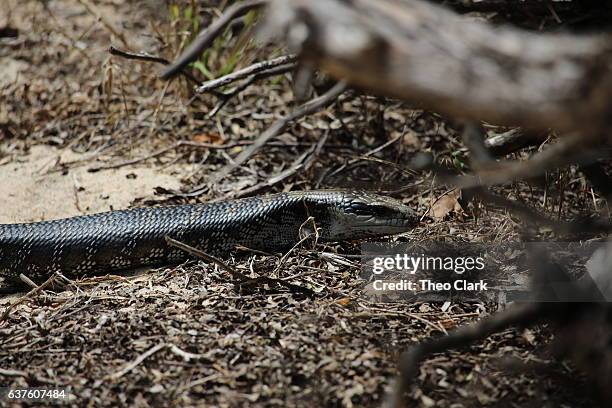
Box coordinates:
[0,190,416,286]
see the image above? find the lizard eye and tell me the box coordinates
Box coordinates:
[348,202,380,216]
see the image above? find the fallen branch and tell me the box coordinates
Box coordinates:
[388,302,543,408]
[262,0,612,133]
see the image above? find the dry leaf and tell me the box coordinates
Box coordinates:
[336,297,351,307]
[192,132,223,145]
[438,318,456,330]
[430,189,464,221]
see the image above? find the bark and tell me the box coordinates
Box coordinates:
[261,0,612,134]
[485,128,548,156]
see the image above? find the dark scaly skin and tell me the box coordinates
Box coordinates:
[0,190,418,287]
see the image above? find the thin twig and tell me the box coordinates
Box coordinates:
[164,237,315,296]
[88,140,248,172]
[1,273,58,322]
[207,63,296,117]
[109,45,170,65]
[191,80,347,195]
[106,342,167,380]
[109,45,200,84]
[196,55,297,93]
[227,130,329,199]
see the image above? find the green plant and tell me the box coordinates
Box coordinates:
[451,150,466,170]
[167,1,260,82]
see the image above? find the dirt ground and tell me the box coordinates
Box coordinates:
[0,1,605,407]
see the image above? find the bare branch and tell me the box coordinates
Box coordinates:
[207,63,294,117]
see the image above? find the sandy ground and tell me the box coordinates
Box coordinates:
[0,145,183,223]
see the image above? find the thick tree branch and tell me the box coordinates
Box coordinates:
[262,0,612,133]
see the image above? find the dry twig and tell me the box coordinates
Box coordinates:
[106,342,167,380]
[109,45,200,84]
[196,54,297,93]
[0,273,59,322]
[188,80,347,194]
[165,237,315,296]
